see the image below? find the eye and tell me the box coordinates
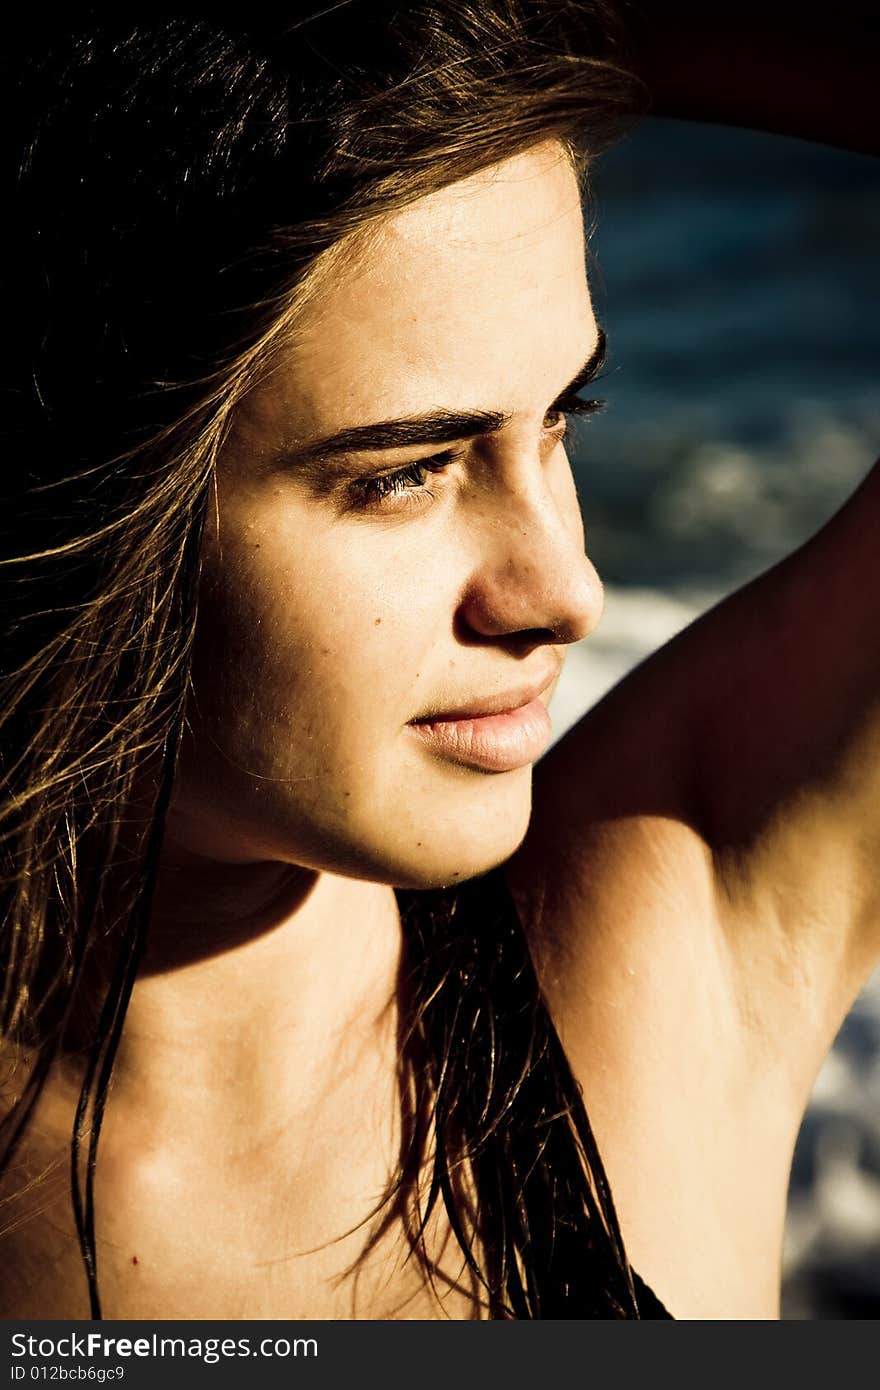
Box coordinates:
[348,448,463,510]
[543,395,606,436]
[344,396,606,512]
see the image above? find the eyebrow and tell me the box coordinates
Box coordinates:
[281,326,607,468]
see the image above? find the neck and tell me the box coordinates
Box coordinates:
[48,845,405,1161]
[1,848,424,1317]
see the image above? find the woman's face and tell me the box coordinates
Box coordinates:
[171,141,605,888]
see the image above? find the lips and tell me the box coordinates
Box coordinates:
[409,663,562,724]
[407,663,560,773]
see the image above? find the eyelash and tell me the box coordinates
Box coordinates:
[349,395,605,510]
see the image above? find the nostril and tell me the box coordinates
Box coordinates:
[454,491,604,647]
[452,612,570,654]
[502,627,562,656]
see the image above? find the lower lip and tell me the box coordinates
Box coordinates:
[408,698,552,773]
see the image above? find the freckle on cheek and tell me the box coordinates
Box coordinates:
[374,617,382,626]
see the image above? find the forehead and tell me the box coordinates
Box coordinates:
[249,141,592,436]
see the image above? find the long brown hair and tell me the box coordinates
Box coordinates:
[0,3,644,1317]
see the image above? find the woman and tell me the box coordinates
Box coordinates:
[0,3,876,1320]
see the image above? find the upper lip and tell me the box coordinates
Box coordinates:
[410,661,563,723]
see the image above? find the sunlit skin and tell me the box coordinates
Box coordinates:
[170,140,603,888]
[121,141,605,1155]
[6,134,879,1322]
[136,140,604,1175]
[4,144,610,1319]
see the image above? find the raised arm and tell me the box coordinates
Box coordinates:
[626,1,880,155]
[513,4,880,1092]
[623,0,880,990]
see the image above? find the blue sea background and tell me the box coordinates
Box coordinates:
[552,118,880,1319]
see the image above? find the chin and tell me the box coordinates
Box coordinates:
[360,777,534,891]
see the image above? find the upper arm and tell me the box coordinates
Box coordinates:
[514,456,880,1088]
[629,5,880,157]
[693,456,880,1008]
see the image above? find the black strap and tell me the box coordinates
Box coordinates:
[632,1268,674,1319]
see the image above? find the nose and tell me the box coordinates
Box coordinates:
[456,469,604,648]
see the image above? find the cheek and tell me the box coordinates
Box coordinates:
[191,504,454,771]
[174,498,536,881]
